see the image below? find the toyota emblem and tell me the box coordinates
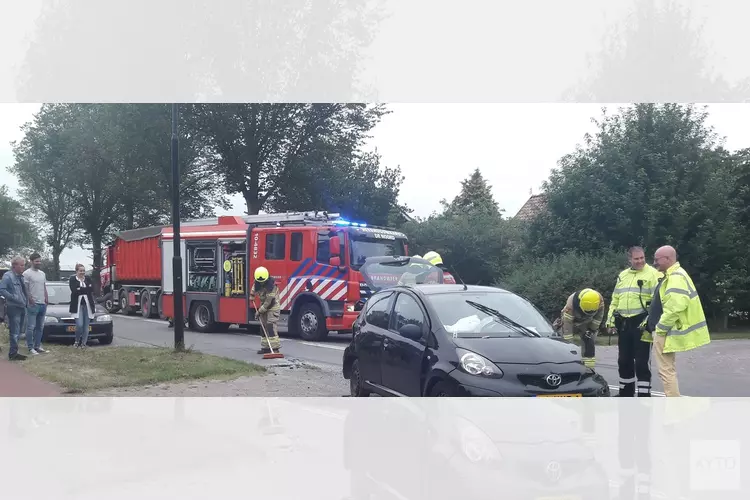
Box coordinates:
[545,461,562,481]
[545,374,562,387]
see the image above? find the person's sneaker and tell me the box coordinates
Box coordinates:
[28,349,39,356]
[36,347,49,354]
[9,353,27,361]
[72,342,80,349]
[257,348,271,354]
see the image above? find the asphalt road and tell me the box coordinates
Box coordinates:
[107,315,750,397]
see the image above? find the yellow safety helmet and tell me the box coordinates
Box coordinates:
[578,288,601,313]
[254,266,269,282]
[423,251,443,266]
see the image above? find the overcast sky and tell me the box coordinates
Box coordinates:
[2,103,749,268]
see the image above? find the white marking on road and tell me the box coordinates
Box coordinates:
[298,341,346,351]
[608,385,671,397]
[114,315,165,325]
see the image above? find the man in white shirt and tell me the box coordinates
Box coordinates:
[23,253,49,355]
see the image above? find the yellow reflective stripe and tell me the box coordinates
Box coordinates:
[563,313,574,320]
[657,320,707,336]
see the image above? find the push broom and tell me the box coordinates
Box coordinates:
[255,298,284,360]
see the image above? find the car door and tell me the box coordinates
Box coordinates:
[381,291,430,396]
[355,291,395,388]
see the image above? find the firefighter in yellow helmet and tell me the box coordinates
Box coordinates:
[560,288,605,369]
[249,266,281,355]
[422,251,457,284]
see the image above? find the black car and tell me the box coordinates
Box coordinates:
[42,281,114,345]
[342,262,610,397]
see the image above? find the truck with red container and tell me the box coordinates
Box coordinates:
[99,210,411,340]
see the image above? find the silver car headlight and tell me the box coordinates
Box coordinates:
[457,348,503,378]
[96,314,112,323]
[44,316,59,324]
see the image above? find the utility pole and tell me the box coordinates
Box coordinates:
[171,103,185,352]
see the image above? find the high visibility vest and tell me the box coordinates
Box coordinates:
[606,264,663,326]
[653,262,710,354]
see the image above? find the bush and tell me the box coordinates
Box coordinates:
[497,249,628,320]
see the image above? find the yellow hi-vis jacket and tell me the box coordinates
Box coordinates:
[606,264,663,327]
[653,262,711,354]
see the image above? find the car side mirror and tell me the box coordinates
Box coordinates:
[399,323,423,340]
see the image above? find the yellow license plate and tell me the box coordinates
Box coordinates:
[66,326,92,332]
[537,394,582,398]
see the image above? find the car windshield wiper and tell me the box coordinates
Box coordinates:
[465,300,541,338]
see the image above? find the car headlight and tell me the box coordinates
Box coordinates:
[457,348,503,378]
[44,316,59,324]
[96,314,112,322]
[456,417,502,463]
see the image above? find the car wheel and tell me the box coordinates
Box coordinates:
[349,359,371,397]
[429,381,459,397]
[99,333,114,345]
[296,302,328,341]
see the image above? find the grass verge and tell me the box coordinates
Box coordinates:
[1,325,265,392]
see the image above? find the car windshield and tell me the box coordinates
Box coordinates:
[350,236,406,269]
[46,284,72,305]
[429,291,556,338]
[360,258,444,291]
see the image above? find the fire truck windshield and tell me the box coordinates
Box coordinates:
[350,235,406,269]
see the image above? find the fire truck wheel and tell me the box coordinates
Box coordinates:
[190,302,216,333]
[295,302,328,341]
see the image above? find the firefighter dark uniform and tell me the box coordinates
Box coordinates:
[561,288,604,369]
[606,263,662,397]
[249,266,281,354]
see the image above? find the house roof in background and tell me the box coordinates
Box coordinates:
[514,194,548,220]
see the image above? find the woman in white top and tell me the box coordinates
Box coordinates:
[69,263,95,349]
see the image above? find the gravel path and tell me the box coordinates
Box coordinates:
[89,362,350,397]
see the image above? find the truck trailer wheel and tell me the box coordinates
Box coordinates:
[190,302,216,333]
[140,290,157,318]
[104,293,119,314]
[119,290,135,315]
[295,302,328,341]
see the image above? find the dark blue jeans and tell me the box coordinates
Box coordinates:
[6,306,26,359]
[26,303,47,350]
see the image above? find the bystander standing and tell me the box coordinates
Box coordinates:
[23,252,50,355]
[0,256,30,360]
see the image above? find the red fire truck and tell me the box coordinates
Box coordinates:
[100,211,411,340]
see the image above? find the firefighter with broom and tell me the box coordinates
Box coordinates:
[250,266,282,357]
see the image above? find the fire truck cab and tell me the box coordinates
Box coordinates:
[159,211,409,340]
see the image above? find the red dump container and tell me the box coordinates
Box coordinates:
[113,235,162,283]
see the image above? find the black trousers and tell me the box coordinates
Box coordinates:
[616,313,651,397]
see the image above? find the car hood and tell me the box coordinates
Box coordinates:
[45,303,106,316]
[452,336,582,365]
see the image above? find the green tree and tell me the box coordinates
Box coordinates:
[442,168,501,217]
[499,249,627,321]
[271,148,408,227]
[186,103,388,214]
[10,104,81,279]
[0,185,42,260]
[527,103,738,319]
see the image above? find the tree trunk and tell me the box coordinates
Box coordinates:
[91,233,103,296]
[244,191,262,215]
[51,249,62,281]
